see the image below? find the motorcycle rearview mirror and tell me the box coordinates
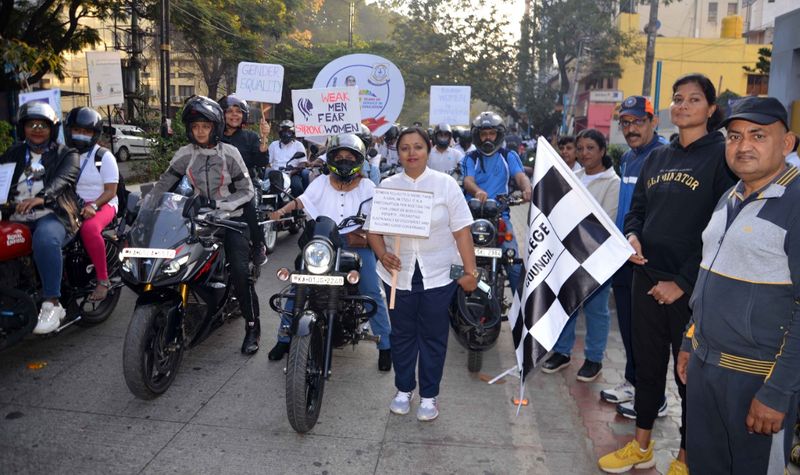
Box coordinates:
[291,151,306,160]
[355,197,373,218]
[182,194,200,218]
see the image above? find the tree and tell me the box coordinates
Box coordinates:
[168,0,303,99]
[1,0,119,93]
[742,47,771,75]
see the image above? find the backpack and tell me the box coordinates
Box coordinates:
[94,147,129,212]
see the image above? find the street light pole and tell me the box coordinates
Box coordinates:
[159,0,171,129]
[642,0,659,96]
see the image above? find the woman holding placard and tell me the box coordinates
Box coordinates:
[266,133,392,371]
[366,126,478,422]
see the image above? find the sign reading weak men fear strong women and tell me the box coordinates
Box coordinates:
[509,138,634,381]
[291,86,361,138]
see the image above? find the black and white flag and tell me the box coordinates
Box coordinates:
[509,137,633,381]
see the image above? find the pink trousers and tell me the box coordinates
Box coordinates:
[79,203,116,281]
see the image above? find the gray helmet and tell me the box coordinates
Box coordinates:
[433,123,453,148]
[471,111,506,156]
[17,101,61,142]
[326,133,365,183]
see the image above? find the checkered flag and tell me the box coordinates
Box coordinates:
[509,137,633,381]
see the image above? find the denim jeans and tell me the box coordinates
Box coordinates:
[277,247,391,350]
[28,213,69,299]
[551,281,612,363]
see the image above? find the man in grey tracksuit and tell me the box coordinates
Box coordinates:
[677,97,800,474]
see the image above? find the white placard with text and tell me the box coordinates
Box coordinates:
[368,188,434,238]
[429,85,471,126]
[235,62,284,103]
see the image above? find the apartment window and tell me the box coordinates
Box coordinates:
[708,2,718,23]
[746,75,769,96]
[169,85,176,97]
[179,85,195,97]
[727,2,738,16]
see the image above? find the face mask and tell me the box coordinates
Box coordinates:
[279,131,293,144]
[331,159,360,182]
[435,134,450,148]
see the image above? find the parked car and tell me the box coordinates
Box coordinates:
[103,124,154,161]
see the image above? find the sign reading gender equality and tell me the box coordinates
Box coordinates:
[235,62,284,103]
[313,53,404,137]
[369,188,433,238]
[85,51,124,107]
[291,87,361,137]
[429,85,471,126]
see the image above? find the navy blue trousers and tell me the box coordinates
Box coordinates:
[385,264,457,398]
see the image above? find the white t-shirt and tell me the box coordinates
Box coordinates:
[268,140,307,170]
[298,176,374,234]
[15,151,44,202]
[580,170,603,187]
[76,145,120,209]
[365,168,473,290]
[428,147,464,173]
[786,152,800,169]
[377,143,399,166]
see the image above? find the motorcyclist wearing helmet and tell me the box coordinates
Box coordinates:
[376,124,400,168]
[428,123,464,173]
[266,133,392,370]
[453,126,476,156]
[268,120,308,197]
[148,96,260,355]
[462,111,532,293]
[65,106,120,302]
[355,123,381,185]
[218,94,270,266]
[0,102,81,334]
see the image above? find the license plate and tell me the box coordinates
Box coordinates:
[120,248,177,259]
[475,247,502,258]
[291,274,344,286]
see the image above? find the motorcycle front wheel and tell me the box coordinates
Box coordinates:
[285,322,326,433]
[122,303,184,400]
[467,349,483,373]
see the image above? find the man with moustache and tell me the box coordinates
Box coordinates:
[600,96,669,415]
[676,97,800,474]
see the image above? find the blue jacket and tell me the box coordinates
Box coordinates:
[615,133,668,231]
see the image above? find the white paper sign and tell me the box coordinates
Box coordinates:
[290,87,361,137]
[368,188,433,238]
[313,54,405,137]
[85,51,124,107]
[429,85,471,126]
[0,163,17,205]
[18,89,64,143]
[235,62,284,103]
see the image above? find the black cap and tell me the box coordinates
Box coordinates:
[719,96,789,130]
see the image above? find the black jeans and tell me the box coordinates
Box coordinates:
[631,268,689,449]
[242,198,264,247]
[224,222,259,323]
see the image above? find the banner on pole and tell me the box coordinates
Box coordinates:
[429,86,471,126]
[290,87,361,137]
[85,51,124,107]
[235,62,284,103]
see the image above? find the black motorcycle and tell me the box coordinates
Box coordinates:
[120,192,255,399]
[451,195,523,372]
[258,152,309,252]
[269,204,377,433]
[0,204,125,351]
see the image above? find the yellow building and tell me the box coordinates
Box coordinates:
[616,13,767,109]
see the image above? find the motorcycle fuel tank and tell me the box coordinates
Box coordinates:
[0,222,32,261]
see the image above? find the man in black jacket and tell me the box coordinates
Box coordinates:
[219,95,270,266]
[0,102,80,334]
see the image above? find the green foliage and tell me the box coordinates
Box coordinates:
[0,0,119,91]
[607,143,626,176]
[0,120,13,154]
[742,47,771,75]
[132,107,189,183]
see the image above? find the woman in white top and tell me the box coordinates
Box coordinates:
[366,127,478,422]
[64,107,119,302]
[266,134,392,371]
[541,128,620,382]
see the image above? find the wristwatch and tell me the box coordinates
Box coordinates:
[468,269,480,279]
[90,203,99,211]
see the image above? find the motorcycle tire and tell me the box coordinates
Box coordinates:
[285,322,326,433]
[77,238,122,326]
[467,349,483,373]
[263,221,278,254]
[123,303,184,400]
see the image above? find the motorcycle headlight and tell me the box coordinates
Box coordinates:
[163,255,189,276]
[471,219,496,247]
[303,241,333,275]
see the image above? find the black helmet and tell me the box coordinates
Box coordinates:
[218,94,250,125]
[433,123,453,149]
[454,126,473,150]
[181,95,224,146]
[471,111,506,156]
[279,120,295,144]
[326,133,365,183]
[356,123,373,150]
[383,124,400,144]
[64,107,103,153]
[17,101,60,143]
[449,286,502,351]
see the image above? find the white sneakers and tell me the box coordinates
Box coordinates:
[33,301,65,334]
[600,381,635,404]
[389,391,439,421]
